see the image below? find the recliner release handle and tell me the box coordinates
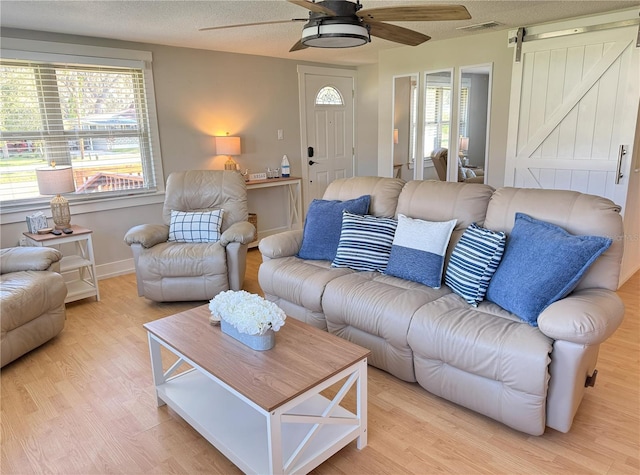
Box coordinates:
[585,369,598,388]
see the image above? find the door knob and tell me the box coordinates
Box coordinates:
[309,160,317,166]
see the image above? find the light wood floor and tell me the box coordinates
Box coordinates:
[2,249,638,474]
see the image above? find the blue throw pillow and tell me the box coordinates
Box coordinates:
[384,214,457,289]
[331,211,398,272]
[297,195,371,261]
[486,213,612,326]
[445,223,506,306]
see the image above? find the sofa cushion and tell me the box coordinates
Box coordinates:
[323,176,404,218]
[384,214,456,289]
[445,223,506,306]
[0,247,63,274]
[483,187,623,292]
[1,271,67,333]
[486,213,612,326]
[297,195,371,261]
[137,241,229,301]
[1,270,67,368]
[259,256,355,315]
[168,209,224,243]
[323,271,450,382]
[408,293,553,435]
[331,212,397,272]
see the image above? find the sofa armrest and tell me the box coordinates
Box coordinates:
[220,221,256,247]
[537,288,624,345]
[124,224,169,248]
[259,230,303,259]
[0,247,63,274]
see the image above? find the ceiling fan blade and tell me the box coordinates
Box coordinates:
[358,5,471,22]
[289,39,309,52]
[367,21,431,47]
[199,19,306,32]
[287,0,338,16]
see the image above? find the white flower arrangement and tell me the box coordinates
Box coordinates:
[209,290,286,336]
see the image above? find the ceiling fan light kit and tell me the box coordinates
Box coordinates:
[201,1,471,51]
[301,17,370,48]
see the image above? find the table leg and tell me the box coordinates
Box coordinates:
[267,410,283,474]
[147,334,167,407]
[356,358,368,449]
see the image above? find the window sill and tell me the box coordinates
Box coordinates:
[0,192,166,225]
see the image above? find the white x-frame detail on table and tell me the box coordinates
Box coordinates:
[147,332,367,475]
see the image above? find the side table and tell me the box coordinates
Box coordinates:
[23,225,100,303]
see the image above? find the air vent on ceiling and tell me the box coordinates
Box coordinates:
[456,21,502,32]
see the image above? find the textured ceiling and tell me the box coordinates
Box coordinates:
[1,1,638,66]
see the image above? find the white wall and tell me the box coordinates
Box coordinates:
[621,103,640,283]
[355,63,379,177]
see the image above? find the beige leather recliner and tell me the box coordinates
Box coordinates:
[124,170,255,302]
[1,247,67,367]
[431,147,485,184]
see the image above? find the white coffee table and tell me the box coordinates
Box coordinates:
[144,305,370,474]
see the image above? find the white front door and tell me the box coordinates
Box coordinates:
[505,21,639,214]
[298,66,355,210]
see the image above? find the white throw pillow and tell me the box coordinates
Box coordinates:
[384,214,457,289]
[168,209,224,243]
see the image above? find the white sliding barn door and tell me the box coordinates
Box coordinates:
[505,24,639,214]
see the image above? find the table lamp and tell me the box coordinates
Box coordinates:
[216,134,241,171]
[458,136,469,166]
[36,163,76,229]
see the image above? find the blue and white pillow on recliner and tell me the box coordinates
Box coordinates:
[384,214,457,289]
[445,223,506,306]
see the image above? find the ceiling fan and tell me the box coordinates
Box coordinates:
[199,0,471,52]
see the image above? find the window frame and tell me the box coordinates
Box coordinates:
[0,38,165,223]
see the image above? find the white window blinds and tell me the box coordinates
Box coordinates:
[424,86,452,156]
[423,84,470,158]
[1,54,160,204]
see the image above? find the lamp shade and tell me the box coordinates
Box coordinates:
[215,136,241,156]
[459,137,469,152]
[36,166,75,195]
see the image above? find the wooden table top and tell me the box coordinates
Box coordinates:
[144,305,370,412]
[23,224,92,242]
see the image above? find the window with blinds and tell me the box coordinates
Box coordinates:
[458,86,470,138]
[1,54,160,205]
[423,84,470,157]
[424,85,452,155]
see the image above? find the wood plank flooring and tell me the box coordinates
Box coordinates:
[1,248,638,474]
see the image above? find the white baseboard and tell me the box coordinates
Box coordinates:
[60,258,134,285]
[96,258,135,280]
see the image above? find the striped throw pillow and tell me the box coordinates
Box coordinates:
[445,223,506,306]
[331,211,398,272]
[168,209,224,243]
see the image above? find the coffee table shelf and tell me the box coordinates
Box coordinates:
[156,366,362,474]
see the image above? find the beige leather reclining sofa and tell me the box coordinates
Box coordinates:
[258,177,625,435]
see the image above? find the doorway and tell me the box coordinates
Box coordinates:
[298,65,356,211]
